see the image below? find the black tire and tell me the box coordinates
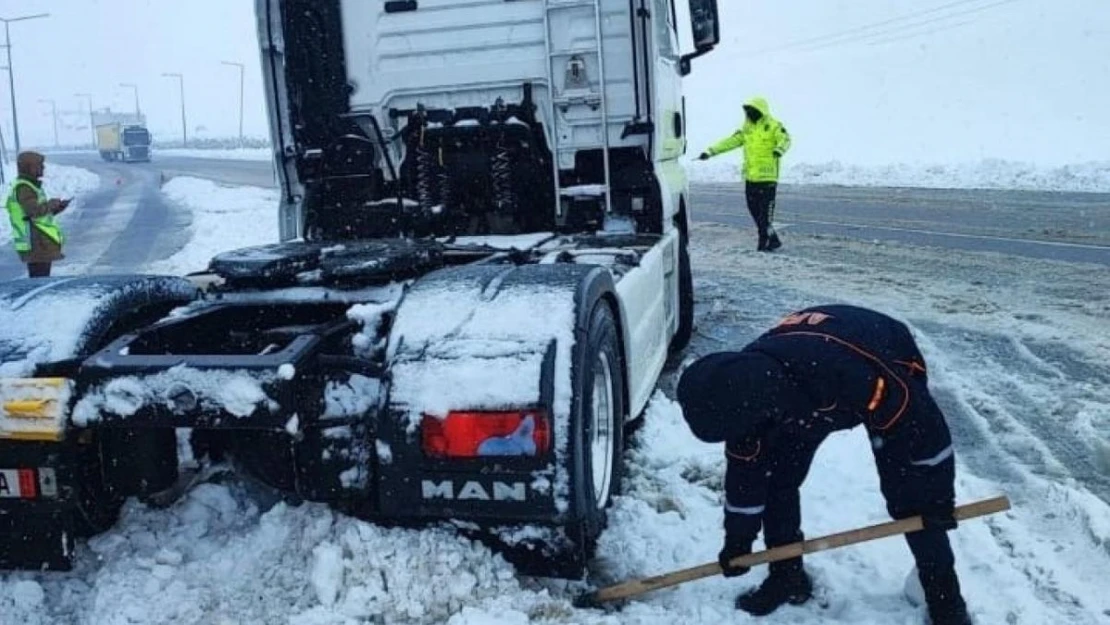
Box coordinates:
[71,431,128,536]
[669,224,695,353]
[558,300,626,576]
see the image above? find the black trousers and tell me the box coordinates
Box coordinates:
[727,383,959,580]
[745,181,781,250]
[27,262,51,278]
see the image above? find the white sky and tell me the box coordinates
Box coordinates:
[0,0,265,147]
[2,0,1108,165]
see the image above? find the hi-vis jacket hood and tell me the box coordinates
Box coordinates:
[743,96,772,123]
[706,96,791,183]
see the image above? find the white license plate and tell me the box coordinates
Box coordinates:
[0,468,56,499]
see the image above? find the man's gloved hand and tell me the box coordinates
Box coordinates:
[697,152,710,161]
[773,150,784,159]
[920,503,957,531]
[718,540,753,577]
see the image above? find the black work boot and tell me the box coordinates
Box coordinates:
[920,567,971,625]
[735,559,813,616]
[766,233,782,251]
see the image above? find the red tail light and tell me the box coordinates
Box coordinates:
[421,410,551,458]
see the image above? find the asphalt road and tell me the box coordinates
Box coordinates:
[44,152,1110,268]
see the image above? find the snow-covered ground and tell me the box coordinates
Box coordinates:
[1,176,1108,623]
[146,176,280,275]
[0,162,100,241]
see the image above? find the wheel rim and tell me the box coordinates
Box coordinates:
[590,351,615,509]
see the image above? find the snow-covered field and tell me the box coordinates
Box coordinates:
[1,175,1108,624]
[146,176,280,274]
[688,158,1110,193]
[0,163,100,241]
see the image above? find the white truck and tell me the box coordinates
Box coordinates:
[0,0,721,578]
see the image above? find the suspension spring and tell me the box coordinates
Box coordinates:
[437,151,452,215]
[415,140,438,212]
[491,136,515,213]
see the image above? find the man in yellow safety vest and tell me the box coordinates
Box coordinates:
[5,151,70,277]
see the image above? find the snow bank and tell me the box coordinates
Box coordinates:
[151,176,280,274]
[158,148,273,162]
[689,157,1110,193]
[0,162,100,240]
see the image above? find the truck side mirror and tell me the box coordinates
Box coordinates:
[689,0,720,51]
[680,0,720,76]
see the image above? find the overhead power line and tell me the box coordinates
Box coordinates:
[788,0,1019,55]
[743,0,1022,57]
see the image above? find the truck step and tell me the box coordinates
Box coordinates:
[549,46,602,58]
[556,143,609,152]
[546,0,599,8]
[553,94,603,106]
[560,184,609,198]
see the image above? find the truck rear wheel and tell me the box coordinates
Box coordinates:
[559,300,626,575]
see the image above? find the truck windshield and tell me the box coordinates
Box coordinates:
[123,129,150,145]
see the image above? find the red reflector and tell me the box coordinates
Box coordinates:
[18,469,37,499]
[422,410,551,458]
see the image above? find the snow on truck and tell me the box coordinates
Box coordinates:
[0,0,721,577]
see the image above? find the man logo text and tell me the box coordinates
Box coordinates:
[421,479,527,502]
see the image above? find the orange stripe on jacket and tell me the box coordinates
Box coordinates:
[765,330,911,431]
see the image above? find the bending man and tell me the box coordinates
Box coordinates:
[675,304,971,625]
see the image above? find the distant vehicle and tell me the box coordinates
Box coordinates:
[92,111,152,162]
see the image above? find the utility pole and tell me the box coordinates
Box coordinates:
[0,119,7,181]
[119,82,140,116]
[1,13,51,155]
[0,65,7,165]
[221,61,245,147]
[74,93,95,149]
[37,98,57,148]
[162,72,186,147]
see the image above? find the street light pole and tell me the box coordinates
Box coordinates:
[119,82,140,116]
[221,61,244,147]
[37,98,57,148]
[162,72,186,147]
[1,13,51,155]
[74,93,95,149]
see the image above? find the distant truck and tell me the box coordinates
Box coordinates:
[93,111,152,162]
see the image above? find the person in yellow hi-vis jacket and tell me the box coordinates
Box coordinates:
[699,97,791,251]
[5,151,70,277]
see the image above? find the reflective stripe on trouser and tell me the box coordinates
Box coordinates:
[724,431,824,552]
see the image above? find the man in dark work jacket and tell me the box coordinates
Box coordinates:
[675,304,971,625]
